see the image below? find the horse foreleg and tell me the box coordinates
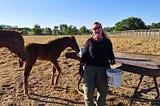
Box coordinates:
[51,61,61,89]
[24,62,34,96]
[51,64,56,87]
[54,67,61,88]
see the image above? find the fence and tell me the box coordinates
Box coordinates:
[106,29,160,37]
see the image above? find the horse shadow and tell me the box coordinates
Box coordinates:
[28,93,84,106]
[27,86,84,106]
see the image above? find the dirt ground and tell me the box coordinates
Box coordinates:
[1,36,160,106]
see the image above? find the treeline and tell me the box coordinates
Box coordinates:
[0,17,160,35]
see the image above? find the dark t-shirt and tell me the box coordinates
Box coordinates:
[81,37,115,67]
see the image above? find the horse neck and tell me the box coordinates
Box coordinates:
[58,39,72,52]
[0,36,12,47]
[48,38,71,53]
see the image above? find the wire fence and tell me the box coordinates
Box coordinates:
[106,29,160,37]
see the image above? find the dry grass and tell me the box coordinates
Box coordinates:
[23,35,160,56]
[110,35,160,55]
[0,35,160,106]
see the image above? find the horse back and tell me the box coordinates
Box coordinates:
[26,43,59,60]
[26,43,40,57]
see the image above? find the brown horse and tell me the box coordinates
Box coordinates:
[19,36,80,96]
[0,30,29,61]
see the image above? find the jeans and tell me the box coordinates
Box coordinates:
[83,65,110,106]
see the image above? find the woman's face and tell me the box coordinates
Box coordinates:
[92,24,103,40]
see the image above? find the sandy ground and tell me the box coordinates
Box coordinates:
[1,36,160,106]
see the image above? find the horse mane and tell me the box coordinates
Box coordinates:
[25,37,72,47]
[0,30,23,34]
[47,36,71,44]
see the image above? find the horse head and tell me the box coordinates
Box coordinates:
[8,31,29,61]
[69,35,80,53]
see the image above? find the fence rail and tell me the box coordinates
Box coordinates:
[106,29,160,36]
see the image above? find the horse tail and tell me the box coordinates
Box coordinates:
[77,76,84,96]
[19,59,24,68]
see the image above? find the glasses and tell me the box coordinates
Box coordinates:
[92,26,102,30]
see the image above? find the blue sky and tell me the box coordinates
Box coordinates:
[0,0,160,29]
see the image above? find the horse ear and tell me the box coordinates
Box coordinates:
[19,30,23,34]
[71,35,75,39]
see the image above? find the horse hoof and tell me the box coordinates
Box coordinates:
[24,93,29,98]
[53,86,56,90]
[24,91,29,97]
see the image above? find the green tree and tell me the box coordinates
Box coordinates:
[18,27,31,35]
[44,27,52,35]
[146,25,152,29]
[151,22,160,29]
[114,17,146,31]
[79,26,87,34]
[0,26,3,29]
[104,27,114,32]
[53,26,61,35]
[60,24,68,34]
[65,25,78,35]
[32,24,42,35]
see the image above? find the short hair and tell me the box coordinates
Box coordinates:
[92,22,102,27]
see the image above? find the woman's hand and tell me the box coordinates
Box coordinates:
[110,60,116,65]
[79,65,84,76]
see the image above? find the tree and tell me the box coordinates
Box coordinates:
[44,27,52,35]
[60,24,68,34]
[0,26,3,29]
[79,26,87,34]
[104,27,114,32]
[52,26,61,35]
[114,17,146,31]
[32,24,42,35]
[151,22,160,29]
[65,25,78,35]
[18,27,31,35]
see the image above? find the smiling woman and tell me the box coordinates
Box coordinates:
[79,22,116,106]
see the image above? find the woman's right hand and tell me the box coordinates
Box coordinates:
[79,65,84,76]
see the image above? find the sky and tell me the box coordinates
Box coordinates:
[0,0,160,29]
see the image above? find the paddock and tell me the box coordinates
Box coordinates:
[0,35,160,106]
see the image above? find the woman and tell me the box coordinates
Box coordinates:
[79,22,115,106]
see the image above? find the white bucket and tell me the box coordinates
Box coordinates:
[79,47,84,56]
[106,69,122,88]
